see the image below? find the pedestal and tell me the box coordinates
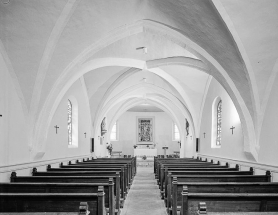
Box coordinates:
[162,147,168,157]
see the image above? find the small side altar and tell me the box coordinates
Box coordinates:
[134,148,157,157]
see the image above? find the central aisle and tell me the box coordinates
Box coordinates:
[121,167,167,215]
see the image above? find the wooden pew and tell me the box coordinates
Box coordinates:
[162,167,249,200]
[0,180,115,215]
[81,157,137,177]
[59,163,132,192]
[154,157,202,174]
[178,189,278,215]
[166,171,271,213]
[0,202,89,215]
[157,162,224,187]
[0,188,105,215]
[159,164,237,192]
[47,166,127,201]
[161,165,239,192]
[76,157,136,177]
[197,202,278,215]
[63,162,133,190]
[11,171,122,210]
[170,181,278,215]
[34,167,128,200]
[161,165,239,199]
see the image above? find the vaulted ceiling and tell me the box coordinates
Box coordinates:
[1,0,277,160]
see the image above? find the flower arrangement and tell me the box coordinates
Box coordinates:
[133,145,137,149]
[142,155,147,160]
[106,143,113,155]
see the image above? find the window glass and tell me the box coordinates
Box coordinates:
[68,100,72,145]
[110,121,118,141]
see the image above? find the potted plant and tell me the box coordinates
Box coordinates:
[142,155,147,160]
[133,145,137,149]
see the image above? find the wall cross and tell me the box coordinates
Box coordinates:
[54,125,59,134]
[230,126,235,135]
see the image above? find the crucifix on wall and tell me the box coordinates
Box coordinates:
[54,125,59,134]
[230,126,235,135]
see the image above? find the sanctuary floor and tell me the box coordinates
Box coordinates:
[121,167,167,215]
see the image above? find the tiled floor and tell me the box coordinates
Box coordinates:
[120,167,167,215]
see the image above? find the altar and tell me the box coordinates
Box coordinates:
[134,148,157,157]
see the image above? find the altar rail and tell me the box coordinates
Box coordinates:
[197,153,278,182]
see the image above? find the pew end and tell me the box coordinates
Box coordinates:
[79,202,90,215]
[266,170,272,182]
[198,202,207,214]
[10,171,16,182]
[32,167,37,176]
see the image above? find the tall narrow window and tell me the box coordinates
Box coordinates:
[68,99,72,145]
[173,123,180,141]
[211,97,221,148]
[110,121,118,141]
[216,100,222,146]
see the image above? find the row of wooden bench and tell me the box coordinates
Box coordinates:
[154,157,278,215]
[0,157,137,215]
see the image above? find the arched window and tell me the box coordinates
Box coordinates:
[68,97,78,148]
[173,122,180,141]
[110,121,118,141]
[211,97,222,148]
[68,100,72,145]
[216,100,222,146]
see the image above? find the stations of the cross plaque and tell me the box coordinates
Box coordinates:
[230,126,235,135]
[54,125,59,134]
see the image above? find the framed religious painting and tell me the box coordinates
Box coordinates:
[137,117,155,145]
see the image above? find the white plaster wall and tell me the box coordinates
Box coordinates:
[199,78,246,160]
[111,112,180,156]
[43,79,91,160]
[184,137,195,158]
[258,73,278,166]
[0,57,29,182]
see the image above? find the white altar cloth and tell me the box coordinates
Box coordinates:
[134,149,157,157]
